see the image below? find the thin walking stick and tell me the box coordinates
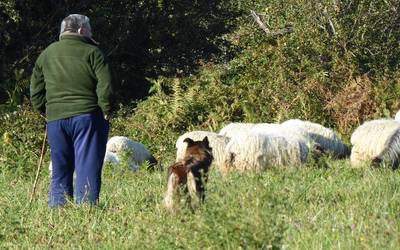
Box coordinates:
[29,126,48,205]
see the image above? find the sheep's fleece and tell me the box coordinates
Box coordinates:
[175,131,229,168]
[218,122,256,138]
[281,119,349,158]
[222,131,309,173]
[350,119,400,167]
[395,110,400,122]
[106,136,156,170]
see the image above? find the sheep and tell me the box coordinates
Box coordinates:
[395,110,400,122]
[350,119,400,168]
[104,151,120,165]
[219,122,283,139]
[49,152,117,174]
[222,131,310,175]
[248,123,313,149]
[48,161,53,174]
[281,119,350,158]
[218,122,256,138]
[249,123,282,134]
[48,136,157,174]
[248,123,327,158]
[106,136,158,170]
[175,131,229,171]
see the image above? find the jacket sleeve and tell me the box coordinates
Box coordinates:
[30,54,46,114]
[90,48,113,115]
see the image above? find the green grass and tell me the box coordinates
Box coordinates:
[1,159,400,249]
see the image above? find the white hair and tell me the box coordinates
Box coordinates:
[60,14,92,37]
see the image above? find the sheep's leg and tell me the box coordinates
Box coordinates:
[221,152,235,176]
[163,172,179,211]
[187,172,200,209]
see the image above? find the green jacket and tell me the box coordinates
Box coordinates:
[30,34,113,121]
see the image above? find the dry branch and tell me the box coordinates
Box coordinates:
[250,10,293,37]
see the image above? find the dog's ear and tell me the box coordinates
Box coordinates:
[202,136,210,148]
[183,138,195,146]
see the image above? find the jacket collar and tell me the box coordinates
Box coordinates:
[59,34,98,46]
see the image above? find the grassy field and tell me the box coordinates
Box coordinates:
[1,157,400,249]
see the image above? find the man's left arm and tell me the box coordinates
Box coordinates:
[90,48,113,118]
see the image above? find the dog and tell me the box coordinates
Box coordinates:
[163,136,213,211]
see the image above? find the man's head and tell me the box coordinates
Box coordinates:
[60,14,92,39]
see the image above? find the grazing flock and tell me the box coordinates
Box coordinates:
[171,113,400,175]
[49,111,400,210]
[99,111,400,173]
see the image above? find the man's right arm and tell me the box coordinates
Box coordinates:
[30,54,46,114]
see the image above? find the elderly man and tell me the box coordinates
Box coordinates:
[30,14,113,207]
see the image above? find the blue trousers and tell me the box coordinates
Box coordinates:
[47,111,109,207]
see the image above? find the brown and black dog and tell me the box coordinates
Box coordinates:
[163,136,213,211]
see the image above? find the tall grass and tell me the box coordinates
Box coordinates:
[1,159,400,249]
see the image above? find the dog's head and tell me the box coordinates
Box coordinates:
[183,136,213,163]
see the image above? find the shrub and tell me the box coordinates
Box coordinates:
[0,103,46,177]
[120,0,400,147]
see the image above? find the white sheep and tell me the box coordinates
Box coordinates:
[176,131,229,170]
[350,119,400,168]
[49,153,117,174]
[395,110,400,122]
[49,137,152,174]
[104,151,120,165]
[218,122,256,138]
[281,119,349,158]
[222,131,310,174]
[48,161,53,174]
[106,136,157,170]
[249,123,282,134]
[249,123,314,150]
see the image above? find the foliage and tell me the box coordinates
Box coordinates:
[0,0,240,105]
[0,103,46,177]
[2,0,399,135]
[1,2,400,248]
[1,0,400,174]
[117,0,400,145]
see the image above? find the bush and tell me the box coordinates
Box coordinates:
[0,103,46,177]
[2,0,400,174]
[0,0,240,105]
[119,0,400,148]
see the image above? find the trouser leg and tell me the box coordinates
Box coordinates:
[71,112,109,205]
[47,120,74,207]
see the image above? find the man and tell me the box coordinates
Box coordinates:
[30,14,113,207]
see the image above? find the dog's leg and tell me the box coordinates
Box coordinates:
[163,172,179,211]
[187,171,200,210]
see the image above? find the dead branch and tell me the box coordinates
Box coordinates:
[250,10,293,37]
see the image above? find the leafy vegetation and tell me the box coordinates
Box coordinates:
[0,0,239,105]
[1,0,400,248]
[108,0,400,155]
[0,104,46,177]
